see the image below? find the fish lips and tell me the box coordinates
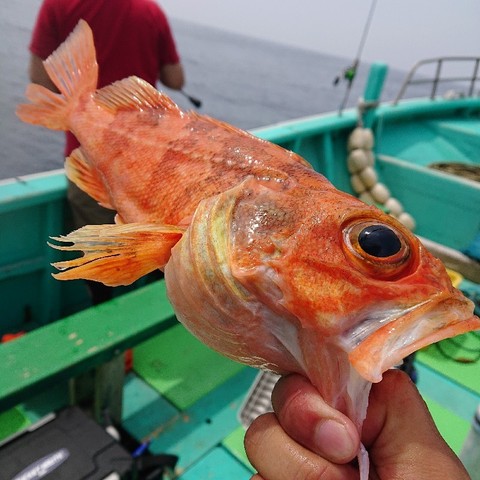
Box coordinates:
[342,290,480,383]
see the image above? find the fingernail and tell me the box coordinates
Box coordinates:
[314,420,356,461]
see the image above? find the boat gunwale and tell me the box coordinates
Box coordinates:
[252,96,480,144]
[0,169,66,213]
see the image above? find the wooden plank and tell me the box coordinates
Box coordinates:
[20,382,69,423]
[123,373,170,420]
[133,324,244,409]
[122,374,179,441]
[0,281,177,411]
[179,446,252,480]
[148,367,257,472]
[0,171,66,214]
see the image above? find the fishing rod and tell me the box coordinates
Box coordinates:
[333,0,378,113]
[180,90,202,108]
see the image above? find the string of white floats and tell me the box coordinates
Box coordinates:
[347,127,416,231]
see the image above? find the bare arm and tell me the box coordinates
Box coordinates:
[31,51,184,92]
[159,62,185,91]
[29,54,58,92]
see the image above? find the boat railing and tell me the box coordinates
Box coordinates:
[393,56,480,104]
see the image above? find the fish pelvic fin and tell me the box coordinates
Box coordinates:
[16,20,98,130]
[49,223,184,286]
[66,148,114,209]
[95,77,182,114]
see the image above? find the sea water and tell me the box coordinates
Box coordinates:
[0,1,411,180]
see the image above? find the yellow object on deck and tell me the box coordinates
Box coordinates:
[447,268,463,288]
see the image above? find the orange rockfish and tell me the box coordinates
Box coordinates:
[17,20,480,479]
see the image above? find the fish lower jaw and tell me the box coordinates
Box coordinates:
[338,305,421,381]
[342,295,480,383]
[349,321,464,383]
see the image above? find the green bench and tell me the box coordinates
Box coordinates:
[0,281,177,422]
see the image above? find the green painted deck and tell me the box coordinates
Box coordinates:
[133,324,245,410]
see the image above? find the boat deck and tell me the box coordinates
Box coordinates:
[126,324,257,478]
[5,324,258,478]
[1,280,479,478]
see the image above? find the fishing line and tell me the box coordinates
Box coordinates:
[355,0,378,65]
[334,0,378,113]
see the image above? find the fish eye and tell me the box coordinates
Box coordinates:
[358,224,401,258]
[343,220,413,279]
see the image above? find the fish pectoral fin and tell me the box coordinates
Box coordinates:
[49,223,184,286]
[66,148,114,209]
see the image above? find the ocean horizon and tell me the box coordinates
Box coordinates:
[0,1,411,180]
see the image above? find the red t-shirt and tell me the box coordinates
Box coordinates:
[29,0,180,154]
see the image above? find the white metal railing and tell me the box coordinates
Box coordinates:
[393,56,480,104]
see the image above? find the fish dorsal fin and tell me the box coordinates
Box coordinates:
[95,77,181,114]
[66,148,114,209]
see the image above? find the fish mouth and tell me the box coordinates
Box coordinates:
[342,291,480,383]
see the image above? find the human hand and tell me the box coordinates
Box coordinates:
[244,369,470,479]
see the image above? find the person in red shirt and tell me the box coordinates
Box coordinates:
[28,0,185,304]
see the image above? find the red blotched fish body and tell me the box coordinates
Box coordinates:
[17,21,480,479]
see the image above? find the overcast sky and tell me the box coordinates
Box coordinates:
[160,0,479,72]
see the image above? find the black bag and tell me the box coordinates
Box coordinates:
[0,407,132,480]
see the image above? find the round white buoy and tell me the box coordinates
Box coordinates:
[348,127,375,151]
[370,182,391,204]
[359,191,375,205]
[398,212,416,231]
[346,126,416,232]
[350,174,367,194]
[384,197,404,216]
[364,150,375,167]
[358,167,378,189]
[347,149,370,173]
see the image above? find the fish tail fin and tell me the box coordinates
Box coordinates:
[16,20,98,130]
[49,223,184,286]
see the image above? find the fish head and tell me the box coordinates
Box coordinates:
[228,175,480,384]
[166,173,479,429]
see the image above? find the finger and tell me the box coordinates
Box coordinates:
[364,369,470,479]
[271,374,360,463]
[245,412,359,480]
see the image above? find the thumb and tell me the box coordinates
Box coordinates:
[363,369,470,479]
